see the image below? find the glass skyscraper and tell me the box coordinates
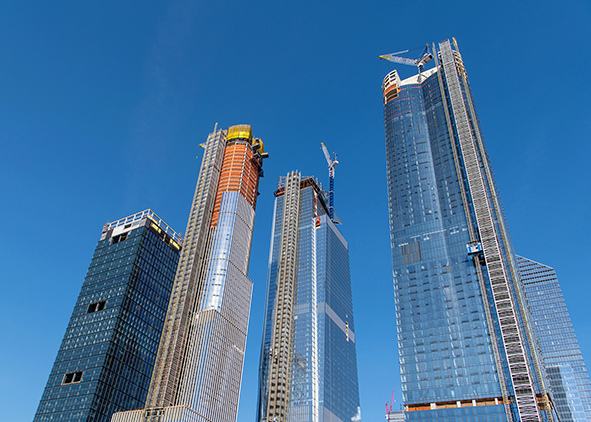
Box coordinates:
[382,39,552,421]
[518,255,591,421]
[257,172,361,422]
[113,124,267,422]
[34,210,182,422]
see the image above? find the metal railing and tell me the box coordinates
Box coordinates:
[105,209,183,245]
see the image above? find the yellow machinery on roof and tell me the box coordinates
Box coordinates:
[227,124,253,141]
[227,124,264,153]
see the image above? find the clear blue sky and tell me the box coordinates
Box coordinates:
[2,1,590,421]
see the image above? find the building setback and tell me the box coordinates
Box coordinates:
[34,210,182,422]
[382,38,552,421]
[112,124,266,422]
[518,256,591,421]
[257,172,361,422]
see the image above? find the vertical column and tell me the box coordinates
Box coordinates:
[265,172,302,422]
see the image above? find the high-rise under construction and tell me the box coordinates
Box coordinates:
[257,172,361,422]
[113,124,267,422]
[381,39,553,421]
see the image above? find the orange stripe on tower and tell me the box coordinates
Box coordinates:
[210,142,260,227]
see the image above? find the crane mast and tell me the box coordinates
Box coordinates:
[321,142,338,222]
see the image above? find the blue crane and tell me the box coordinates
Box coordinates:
[321,142,338,222]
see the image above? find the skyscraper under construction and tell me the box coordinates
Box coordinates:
[381,39,552,421]
[257,172,361,422]
[113,124,267,422]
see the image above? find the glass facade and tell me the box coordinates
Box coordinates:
[518,256,591,421]
[257,174,361,422]
[382,39,550,421]
[34,211,181,422]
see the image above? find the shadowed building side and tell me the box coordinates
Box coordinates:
[34,210,182,422]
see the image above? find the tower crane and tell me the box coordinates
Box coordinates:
[321,142,338,222]
[379,44,434,82]
[385,390,396,419]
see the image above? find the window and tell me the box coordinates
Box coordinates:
[62,371,83,384]
[87,300,106,313]
[111,232,128,244]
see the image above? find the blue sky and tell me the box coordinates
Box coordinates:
[2,1,591,421]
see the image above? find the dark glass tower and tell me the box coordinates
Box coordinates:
[257,172,361,422]
[518,256,591,421]
[34,210,182,422]
[382,39,551,422]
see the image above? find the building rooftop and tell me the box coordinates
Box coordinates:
[103,209,183,245]
[400,66,438,86]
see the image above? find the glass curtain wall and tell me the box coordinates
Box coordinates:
[34,213,181,422]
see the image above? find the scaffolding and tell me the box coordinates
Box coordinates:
[439,39,541,422]
[145,126,227,410]
[265,171,302,422]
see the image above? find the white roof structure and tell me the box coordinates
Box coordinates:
[399,67,438,86]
